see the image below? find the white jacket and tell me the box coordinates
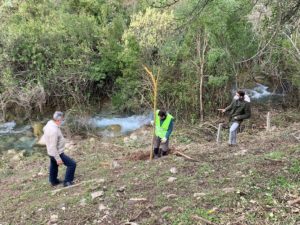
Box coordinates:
[43,120,65,161]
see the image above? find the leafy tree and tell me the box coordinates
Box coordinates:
[0,0,126,117]
[173,0,257,119]
[113,7,178,112]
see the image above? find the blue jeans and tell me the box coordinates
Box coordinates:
[49,153,76,185]
[229,122,239,145]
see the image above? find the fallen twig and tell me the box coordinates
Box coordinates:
[191,215,218,225]
[199,122,218,130]
[113,144,126,149]
[263,157,283,163]
[129,198,147,202]
[288,197,300,206]
[51,178,105,195]
[173,151,199,162]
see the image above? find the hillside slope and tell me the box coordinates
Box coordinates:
[0,114,299,225]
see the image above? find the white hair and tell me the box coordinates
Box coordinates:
[53,111,64,121]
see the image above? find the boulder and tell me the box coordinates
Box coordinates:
[91,191,104,200]
[167,177,177,183]
[129,133,137,140]
[7,149,17,155]
[10,151,25,162]
[49,214,58,223]
[32,122,43,139]
[170,167,177,174]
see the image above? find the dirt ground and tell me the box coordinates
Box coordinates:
[0,111,299,225]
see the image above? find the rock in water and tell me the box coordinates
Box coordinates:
[106,124,122,133]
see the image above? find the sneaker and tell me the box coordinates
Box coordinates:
[161,151,168,156]
[51,180,62,187]
[63,181,74,187]
[228,144,238,147]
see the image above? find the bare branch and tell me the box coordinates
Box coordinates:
[282,31,300,59]
[236,29,278,64]
[281,1,300,24]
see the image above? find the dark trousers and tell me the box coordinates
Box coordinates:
[153,136,169,152]
[153,136,169,157]
[49,153,76,185]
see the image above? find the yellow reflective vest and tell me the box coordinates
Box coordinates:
[155,110,173,138]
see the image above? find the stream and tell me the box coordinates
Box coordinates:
[0,113,152,153]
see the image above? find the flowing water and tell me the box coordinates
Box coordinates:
[89,113,152,137]
[0,121,36,152]
[234,83,284,103]
[246,83,273,99]
[0,113,153,152]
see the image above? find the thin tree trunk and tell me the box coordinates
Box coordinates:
[143,65,159,160]
[196,31,208,122]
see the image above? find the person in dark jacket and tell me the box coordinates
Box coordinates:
[153,110,174,158]
[218,90,251,146]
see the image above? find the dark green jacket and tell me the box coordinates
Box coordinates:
[225,99,251,123]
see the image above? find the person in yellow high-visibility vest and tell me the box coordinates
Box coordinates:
[153,110,174,158]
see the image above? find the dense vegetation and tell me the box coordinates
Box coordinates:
[0,0,299,121]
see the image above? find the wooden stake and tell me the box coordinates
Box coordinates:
[266,112,271,131]
[143,65,159,160]
[216,123,222,144]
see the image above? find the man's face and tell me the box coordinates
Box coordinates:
[57,117,65,126]
[159,115,166,120]
[235,92,244,101]
[237,94,244,100]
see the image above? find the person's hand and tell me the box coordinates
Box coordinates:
[161,137,167,143]
[218,109,226,113]
[57,159,63,166]
[150,120,154,126]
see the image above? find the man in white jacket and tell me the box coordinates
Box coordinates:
[43,111,76,187]
[234,92,251,102]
